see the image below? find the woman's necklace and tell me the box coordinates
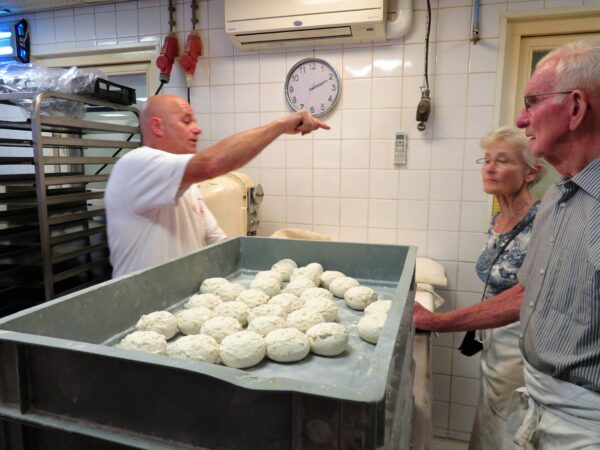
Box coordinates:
[496,196,534,233]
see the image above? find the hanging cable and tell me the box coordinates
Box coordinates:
[416,0,432,131]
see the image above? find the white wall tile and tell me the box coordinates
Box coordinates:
[234,84,259,112]
[370,139,395,169]
[460,201,488,232]
[433,106,466,139]
[371,109,401,139]
[286,196,312,224]
[432,401,450,430]
[54,16,75,43]
[341,110,371,139]
[342,47,372,79]
[313,140,340,168]
[451,350,481,378]
[312,225,340,240]
[313,169,340,197]
[429,201,461,231]
[116,8,138,37]
[340,169,369,198]
[464,139,483,170]
[74,14,95,40]
[342,79,371,109]
[462,171,486,201]
[235,112,260,133]
[260,53,286,83]
[259,82,286,112]
[313,197,340,225]
[507,1,545,11]
[398,170,430,200]
[406,138,432,170]
[398,200,429,229]
[430,171,462,201]
[210,113,235,140]
[437,7,471,41]
[371,78,402,109]
[210,57,234,85]
[314,108,341,140]
[369,170,399,199]
[339,226,368,243]
[435,75,468,107]
[465,106,494,138]
[373,44,403,77]
[397,229,428,256]
[340,198,368,227]
[404,9,438,44]
[341,140,370,168]
[95,11,116,38]
[431,139,464,170]
[457,261,485,292]
[208,28,233,57]
[428,231,459,260]
[467,73,496,106]
[432,345,453,375]
[286,140,312,168]
[403,43,436,77]
[469,39,499,73]
[368,227,397,244]
[435,41,469,74]
[286,168,312,196]
[449,404,477,433]
[458,232,486,262]
[208,0,225,29]
[234,55,260,84]
[479,3,507,39]
[138,6,160,36]
[433,374,451,402]
[209,85,234,113]
[260,140,285,168]
[260,169,286,197]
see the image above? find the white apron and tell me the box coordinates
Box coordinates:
[469,321,524,450]
[508,361,600,449]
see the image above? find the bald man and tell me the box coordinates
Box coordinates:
[105,94,329,278]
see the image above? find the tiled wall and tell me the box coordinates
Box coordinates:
[12,0,600,441]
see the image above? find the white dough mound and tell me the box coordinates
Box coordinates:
[216,282,246,302]
[247,304,286,323]
[185,293,222,310]
[236,289,270,308]
[303,297,338,322]
[364,300,392,316]
[286,308,325,332]
[282,275,316,296]
[247,315,288,337]
[300,287,334,302]
[250,277,281,297]
[344,286,377,310]
[168,334,220,363]
[357,313,387,344]
[320,270,345,289]
[305,262,324,276]
[175,307,213,335]
[220,331,266,369]
[271,258,298,281]
[136,311,178,339]
[200,316,242,343]
[306,323,349,356]
[199,277,229,294]
[254,270,284,285]
[119,330,167,355]
[291,267,320,285]
[329,276,360,298]
[268,293,304,314]
[214,301,249,326]
[265,328,310,363]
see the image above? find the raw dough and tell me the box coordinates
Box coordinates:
[250,277,281,297]
[344,286,377,310]
[247,315,288,337]
[264,328,310,363]
[220,331,266,369]
[329,276,360,298]
[268,293,304,314]
[282,275,315,296]
[320,270,345,289]
[254,270,284,285]
[214,301,249,326]
[236,289,270,308]
[168,334,220,363]
[199,277,229,294]
[247,304,286,323]
[304,262,323,276]
[175,307,213,335]
[300,287,333,302]
[357,313,387,344]
[185,293,222,310]
[271,258,298,281]
[364,300,392,316]
[286,308,325,332]
[136,311,178,339]
[306,323,349,356]
[118,330,167,355]
[200,316,243,343]
[291,267,320,285]
[215,282,246,302]
[303,297,338,322]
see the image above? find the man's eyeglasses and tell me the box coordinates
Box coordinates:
[523,90,574,111]
[475,158,518,169]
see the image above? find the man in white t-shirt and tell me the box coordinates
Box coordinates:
[105,94,329,278]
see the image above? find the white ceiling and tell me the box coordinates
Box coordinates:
[0,0,127,15]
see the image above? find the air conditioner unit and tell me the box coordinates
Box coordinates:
[225,0,389,50]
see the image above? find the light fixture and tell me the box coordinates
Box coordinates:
[0,19,30,64]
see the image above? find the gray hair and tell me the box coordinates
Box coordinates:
[480,126,542,169]
[537,40,600,93]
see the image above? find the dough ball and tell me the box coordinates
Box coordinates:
[136,311,178,340]
[220,331,266,369]
[199,277,229,294]
[329,276,360,298]
[271,258,298,281]
[282,276,316,296]
[320,270,345,289]
[304,262,324,276]
[250,276,281,297]
[185,293,222,310]
[268,293,304,314]
[175,307,213,335]
[236,289,270,308]
[247,304,287,323]
[216,282,246,302]
[286,308,325,332]
[306,323,349,356]
[265,328,310,363]
[254,270,284,285]
[200,316,243,343]
[300,287,334,302]
[357,313,387,344]
[168,334,219,363]
[291,267,320,285]
[304,297,338,322]
[214,301,249,326]
[364,300,392,316]
[247,315,288,337]
[344,286,377,310]
[118,330,167,355]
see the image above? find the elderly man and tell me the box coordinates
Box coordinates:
[414,40,600,448]
[105,94,329,278]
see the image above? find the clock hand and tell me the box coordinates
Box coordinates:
[308,79,327,91]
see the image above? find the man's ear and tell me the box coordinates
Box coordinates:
[149,117,164,137]
[569,90,588,131]
[526,163,543,185]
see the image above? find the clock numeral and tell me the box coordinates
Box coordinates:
[331,84,337,91]
[321,103,325,111]
[289,85,294,93]
[300,103,304,108]
[310,62,316,70]
[293,74,299,81]
[310,106,315,113]
[292,96,297,104]
[329,73,333,80]
[328,95,333,102]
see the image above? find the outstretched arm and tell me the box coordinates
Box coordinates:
[413,283,524,332]
[181,110,329,188]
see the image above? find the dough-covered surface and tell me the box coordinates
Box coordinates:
[119,330,167,355]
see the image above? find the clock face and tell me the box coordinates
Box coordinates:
[285,58,341,117]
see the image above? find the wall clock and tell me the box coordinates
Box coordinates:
[284,57,341,117]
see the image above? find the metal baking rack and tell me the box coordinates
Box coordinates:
[0,91,140,314]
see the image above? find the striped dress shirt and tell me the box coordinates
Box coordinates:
[518,156,600,392]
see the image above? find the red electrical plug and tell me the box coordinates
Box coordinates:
[179,31,202,86]
[156,33,179,84]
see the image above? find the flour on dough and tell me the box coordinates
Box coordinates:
[320,270,345,289]
[306,322,349,356]
[264,328,310,363]
[175,307,213,335]
[214,301,249,326]
[200,316,243,343]
[271,258,298,281]
[344,286,377,311]
[199,277,229,294]
[236,289,270,308]
[118,330,167,355]
[286,308,325,332]
[300,287,334,302]
[247,315,288,337]
[185,293,222,310]
[268,293,304,314]
[250,276,281,297]
[291,267,320,285]
[247,303,287,323]
[168,334,220,364]
[329,276,360,298]
[136,311,178,340]
[357,313,387,344]
[364,300,392,316]
[215,282,246,302]
[282,275,315,296]
[303,297,338,322]
[220,331,266,369]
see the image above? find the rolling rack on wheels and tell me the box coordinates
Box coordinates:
[0,88,139,315]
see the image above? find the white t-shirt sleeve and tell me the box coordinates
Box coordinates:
[203,204,228,244]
